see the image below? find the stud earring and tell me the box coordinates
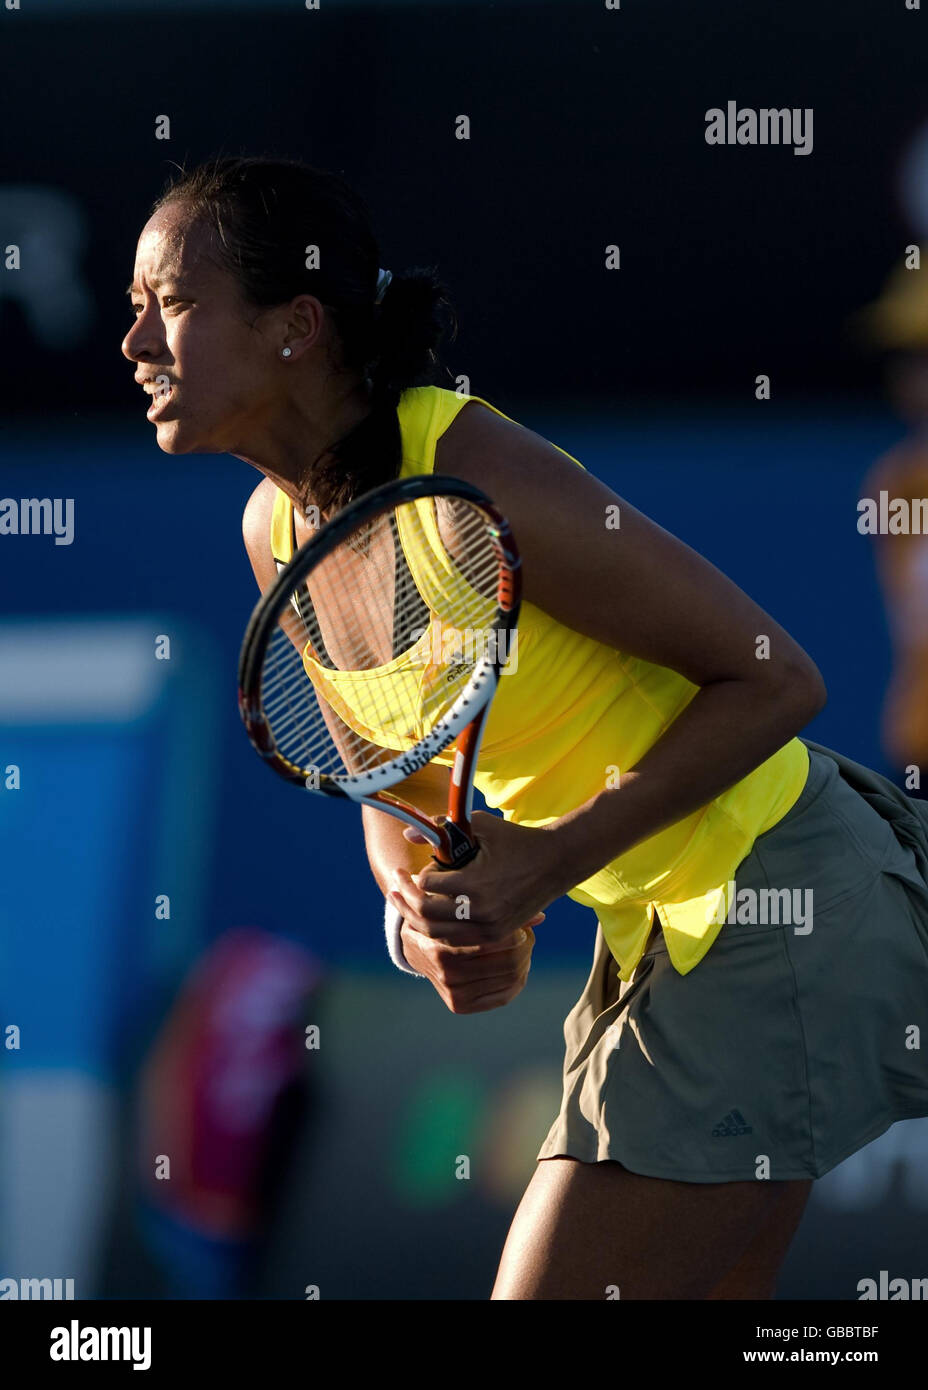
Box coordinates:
[280,347,292,359]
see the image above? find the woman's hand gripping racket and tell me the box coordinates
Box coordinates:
[238,474,521,884]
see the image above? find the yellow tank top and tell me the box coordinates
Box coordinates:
[270,386,810,980]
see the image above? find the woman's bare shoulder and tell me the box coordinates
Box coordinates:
[434,398,582,509]
[242,475,281,590]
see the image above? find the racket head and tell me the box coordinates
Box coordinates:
[238,474,521,812]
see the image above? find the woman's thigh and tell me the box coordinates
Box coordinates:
[491,1156,812,1300]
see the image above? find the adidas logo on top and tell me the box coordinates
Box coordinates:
[712,1109,753,1138]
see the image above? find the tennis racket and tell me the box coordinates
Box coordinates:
[238,473,521,871]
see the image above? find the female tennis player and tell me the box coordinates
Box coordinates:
[123,155,928,1300]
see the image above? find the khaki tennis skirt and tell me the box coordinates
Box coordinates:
[538,743,928,1182]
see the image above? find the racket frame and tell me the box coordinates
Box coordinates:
[238,474,521,868]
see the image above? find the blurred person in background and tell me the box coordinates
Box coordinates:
[856,252,928,795]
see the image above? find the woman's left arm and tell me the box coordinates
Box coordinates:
[392,404,826,937]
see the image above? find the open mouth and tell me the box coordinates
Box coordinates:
[145,384,175,419]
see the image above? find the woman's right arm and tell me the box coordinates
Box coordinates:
[361,762,453,899]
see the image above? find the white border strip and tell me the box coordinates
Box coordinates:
[0,620,168,723]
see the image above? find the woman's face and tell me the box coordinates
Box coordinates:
[122,201,286,455]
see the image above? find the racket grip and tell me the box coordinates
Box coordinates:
[383,900,425,978]
[431,816,480,870]
[431,844,479,870]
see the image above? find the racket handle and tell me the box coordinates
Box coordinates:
[431,816,479,870]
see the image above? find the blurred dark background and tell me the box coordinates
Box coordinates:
[1,0,927,1303]
[2,0,926,417]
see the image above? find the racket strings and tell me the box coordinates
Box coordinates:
[260,499,504,778]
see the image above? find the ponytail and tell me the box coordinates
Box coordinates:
[315,266,456,513]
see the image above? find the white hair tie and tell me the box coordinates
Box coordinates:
[374,267,393,305]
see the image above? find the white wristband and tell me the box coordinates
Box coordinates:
[384,900,425,977]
